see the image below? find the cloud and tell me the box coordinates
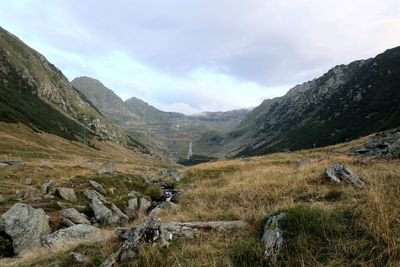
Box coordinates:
[0,0,399,113]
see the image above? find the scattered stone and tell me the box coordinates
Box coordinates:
[55,188,77,202]
[42,224,99,248]
[70,252,88,264]
[0,160,25,166]
[261,213,286,265]
[61,208,91,225]
[41,180,52,194]
[89,180,107,194]
[1,203,50,255]
[98,160,116,175]
[24,178,32,185]
[84,189,128,225]
[325,164,365,188]
[138,197,152,211]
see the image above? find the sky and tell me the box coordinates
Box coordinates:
[1,0,400,114]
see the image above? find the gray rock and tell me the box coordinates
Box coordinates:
[70,252,88,264]
[42,224,98,248]
[149,202,178,216]
[62,217,76,227]
[24,178,32,185]
[128,198,138,210]
[98,160,115,175]
[41,180,52,194]
[84,189,128,225]
[56,188,77,202]
[325,164,365,188]
[389,139,400,158]
[14,190,24,200]
[61,208,91,225]
[138,197,152,211]
[1,203,50,255]
[89,180,107,194]
[261,213,286,265]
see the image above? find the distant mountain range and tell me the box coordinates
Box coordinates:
[1,25,399,160]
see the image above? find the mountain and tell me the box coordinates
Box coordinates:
[72,76,249,158]
[227,47,400,157]
[0,26,146,152]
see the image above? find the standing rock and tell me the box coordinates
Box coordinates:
[261,213,286,265]
[41,180,52,194]
[98,160,115,175]
[42,224,99,248]
[325,164,365,188]
[138,197,152,211]
[61,208,91,225]
[89,180,107,194]
[128,198,138,210]
[55,188,77,202]
[1,203,50,255]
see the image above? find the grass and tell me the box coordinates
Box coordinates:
[1,123,400,266]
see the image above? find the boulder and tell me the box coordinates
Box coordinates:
[138,197,152,211]
[98,160,115,175]
[325,164,365,188]
[1,203,50,255]
[128,198,138,210]
[84,189,128,225]
[62,218,76,227]
[61,208,91,225]
[89,180,107,194]
[42,224,98,248]
[41,180,52,194]
[55,188,77,202]
[261,213,286,265]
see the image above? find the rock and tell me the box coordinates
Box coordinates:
[149,202,178,216]
[89,180,107,194]
[98,160,115,175]
[24,178,32,185]
[0,195,5,203]
[42,224,99,248]
[389,139,400,158]
[138,197,152,211]
[41,180,52,194]
[84,189,128,225]
[1,203,50,255]
[128,198,138,210]
[55,188,77,202]
[325,164,365,188]
[261,213,286,265]
[128,190,141,198]
[14,190,24,200]
[61,208,91,225]
[169,189,184,203]
[62,217,76,227]
[0,160,25,166]
[123,208,138,221]
[70,252,88,264]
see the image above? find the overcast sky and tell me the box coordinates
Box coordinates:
[1,0,400,114]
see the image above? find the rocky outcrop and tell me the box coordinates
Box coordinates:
[89,180,107,194]
[98,160,115,175]
[261,213,286,265]
[1,203,50,255]
[348,128,400,159]
[61,208,91,225]
[84,189,128,225]
[325,164,365,188]
[55,188,77,202]
[42,224,98,248]
[138,197,152,212]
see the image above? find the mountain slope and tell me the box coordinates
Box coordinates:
[0,27,125,143]
[228,47,400,157]
[72,76,249,158]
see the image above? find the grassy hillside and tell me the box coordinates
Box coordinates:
[3,127,399,266]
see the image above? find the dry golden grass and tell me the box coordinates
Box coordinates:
[1,123,400,266]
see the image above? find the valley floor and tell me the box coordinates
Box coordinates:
[1,123,400,266]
